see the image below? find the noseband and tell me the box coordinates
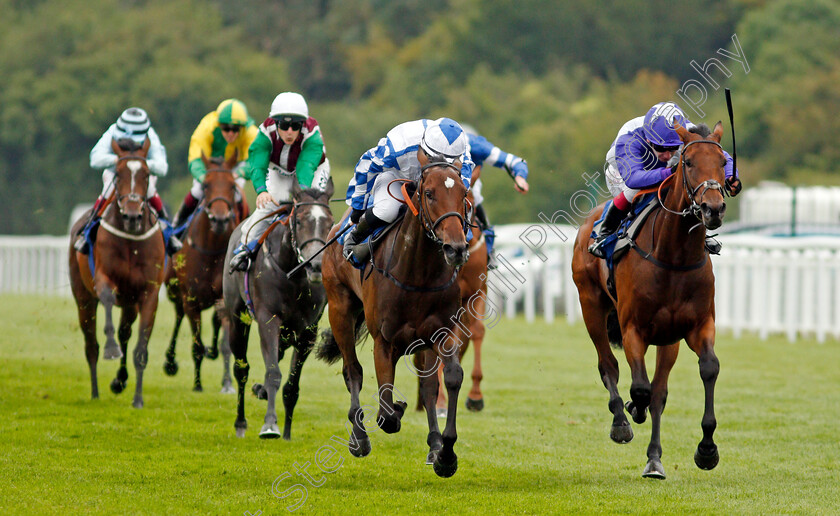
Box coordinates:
[202,168,237,225]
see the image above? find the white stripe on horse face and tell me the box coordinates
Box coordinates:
[309,205,328,223]
[444,177,455,189]
[127,160,142,191]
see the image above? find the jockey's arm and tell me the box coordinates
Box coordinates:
[294,130,324,189]
[187,113,216,181]
[347,145,386,211]
[145,128,168,177]
[90,129,118,169]
[245,131,273,196]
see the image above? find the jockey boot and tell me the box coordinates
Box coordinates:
[474,204,498,269]
[74,197,106,254]
[343,210,386,264]
[228,240,260,273]
[588,203,626,259]
[172,193,199,229]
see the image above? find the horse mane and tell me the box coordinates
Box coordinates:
[689,124,711,137]
[298,187,328,199]
[208,156,225,165]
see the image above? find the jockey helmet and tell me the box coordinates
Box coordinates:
[420,118,467,164]
[115,107,150,144]
[216,99,250,126]
[269,92,308,122]
[643,102,689,147]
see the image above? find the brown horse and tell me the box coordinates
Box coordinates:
[317,162,470,478]
[68,138,166,407]
[164,152,244,393]
[415,178,489,415]
[572,122,728,478]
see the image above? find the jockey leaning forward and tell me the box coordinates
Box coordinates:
[171,99,258,228]
[462,125,529,269]
[228,92,331,272]
[341,117,474,263]
[588,101,742,259]
[74,107,179,254]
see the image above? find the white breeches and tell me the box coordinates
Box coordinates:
[370,170,410,223]
[605,162,637,203]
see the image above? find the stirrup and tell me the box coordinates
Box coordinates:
[704,236,721,255]
[588,236,609,259]
[74,234,89,254]
[166,235,183,255]
[229,243,256,273]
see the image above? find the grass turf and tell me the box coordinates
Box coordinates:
[1,294,838,515]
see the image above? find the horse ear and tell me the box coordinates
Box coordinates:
[291,179,302,198]
[323,177,335,199]
[201,151,211,169]
[111,138,122,155]
[711,121,724,143]
[674,122,691,143]
[141,136,151,155]
[227,148,240,169]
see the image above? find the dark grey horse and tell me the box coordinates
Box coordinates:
[222,179,334,439]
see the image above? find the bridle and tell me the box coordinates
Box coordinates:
[403,162,471,244]
[201,167,238,226]
[659,139,724,222]
[284,199,331,264]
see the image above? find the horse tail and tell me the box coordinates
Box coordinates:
[315,329,342,364]
[607,310,623,349]
[316,314,368,365]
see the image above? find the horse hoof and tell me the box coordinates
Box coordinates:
[694,444,719,470]
[220,384,236,395]
[163,360,179,376]
[425,448,440,465]
[393,400,407,417]
[625,400,647,424]
[349,437,371,458]
[642,459,666,479]
[205,348,219,360]
[252,383,267,400]
[110,378,126,394]
[465,397,484,412]
[193,384,203,393]
[259,423,281,439]
[103,346,123,360]
[132,398,144,409]
[235,427,246,438]
[610,423,634,444]
[433,454,458,478]
[436,407,447,419]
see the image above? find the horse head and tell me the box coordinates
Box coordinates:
[111,137,151,234]
[200,150,239,235]
[289,177,335,283]
[416,162,470,267]
[674,122,727,230]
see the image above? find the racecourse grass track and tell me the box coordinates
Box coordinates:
[1,294,838,515]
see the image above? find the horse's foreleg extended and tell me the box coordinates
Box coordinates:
[97,285,122,360]
[642,344,679,479]
[206,309,221,360]
[686,320,720,471]
[132,292,159,409]
[183,301,205,392]
[256,314,283,439]
[110,302,135,396]
[229,313,251,437]
[623,326,652,425]
[282,329,315,440]
[372,338,406,435]
[419,349,444,465]
[163,296,184,376]
[435,340,463,478]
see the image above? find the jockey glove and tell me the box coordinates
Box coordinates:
[350,208,365,224]
[725,177,742,196]
[511,161,529,179]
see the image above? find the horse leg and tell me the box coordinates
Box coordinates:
[281,328,315,440]
[465,307,485,412]
[419,349,444,465]
[76,298,100,399]
[132,291,160,409]
[229,313,251,437]
[216,302,235,394]
[580,293,632,443]
[686,319,720,471]
[434,342,463,478]
[109,303,134,396]
[97,285,122,360]
[185,302,205,392]
[256,314,282,439]
[163,296,183,376]
[372,338,406,435]
[205,310,221,360]
[624,327,652,425]
[642,344,679,479]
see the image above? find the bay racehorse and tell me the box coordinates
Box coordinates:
[317,162,470,478]
[68,138,165,407]
[572,122,728,478]
[164,152,244,393]
[222,179,334,440]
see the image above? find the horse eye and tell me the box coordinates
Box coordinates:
[684,159,692,168]
[424,189,433,200]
